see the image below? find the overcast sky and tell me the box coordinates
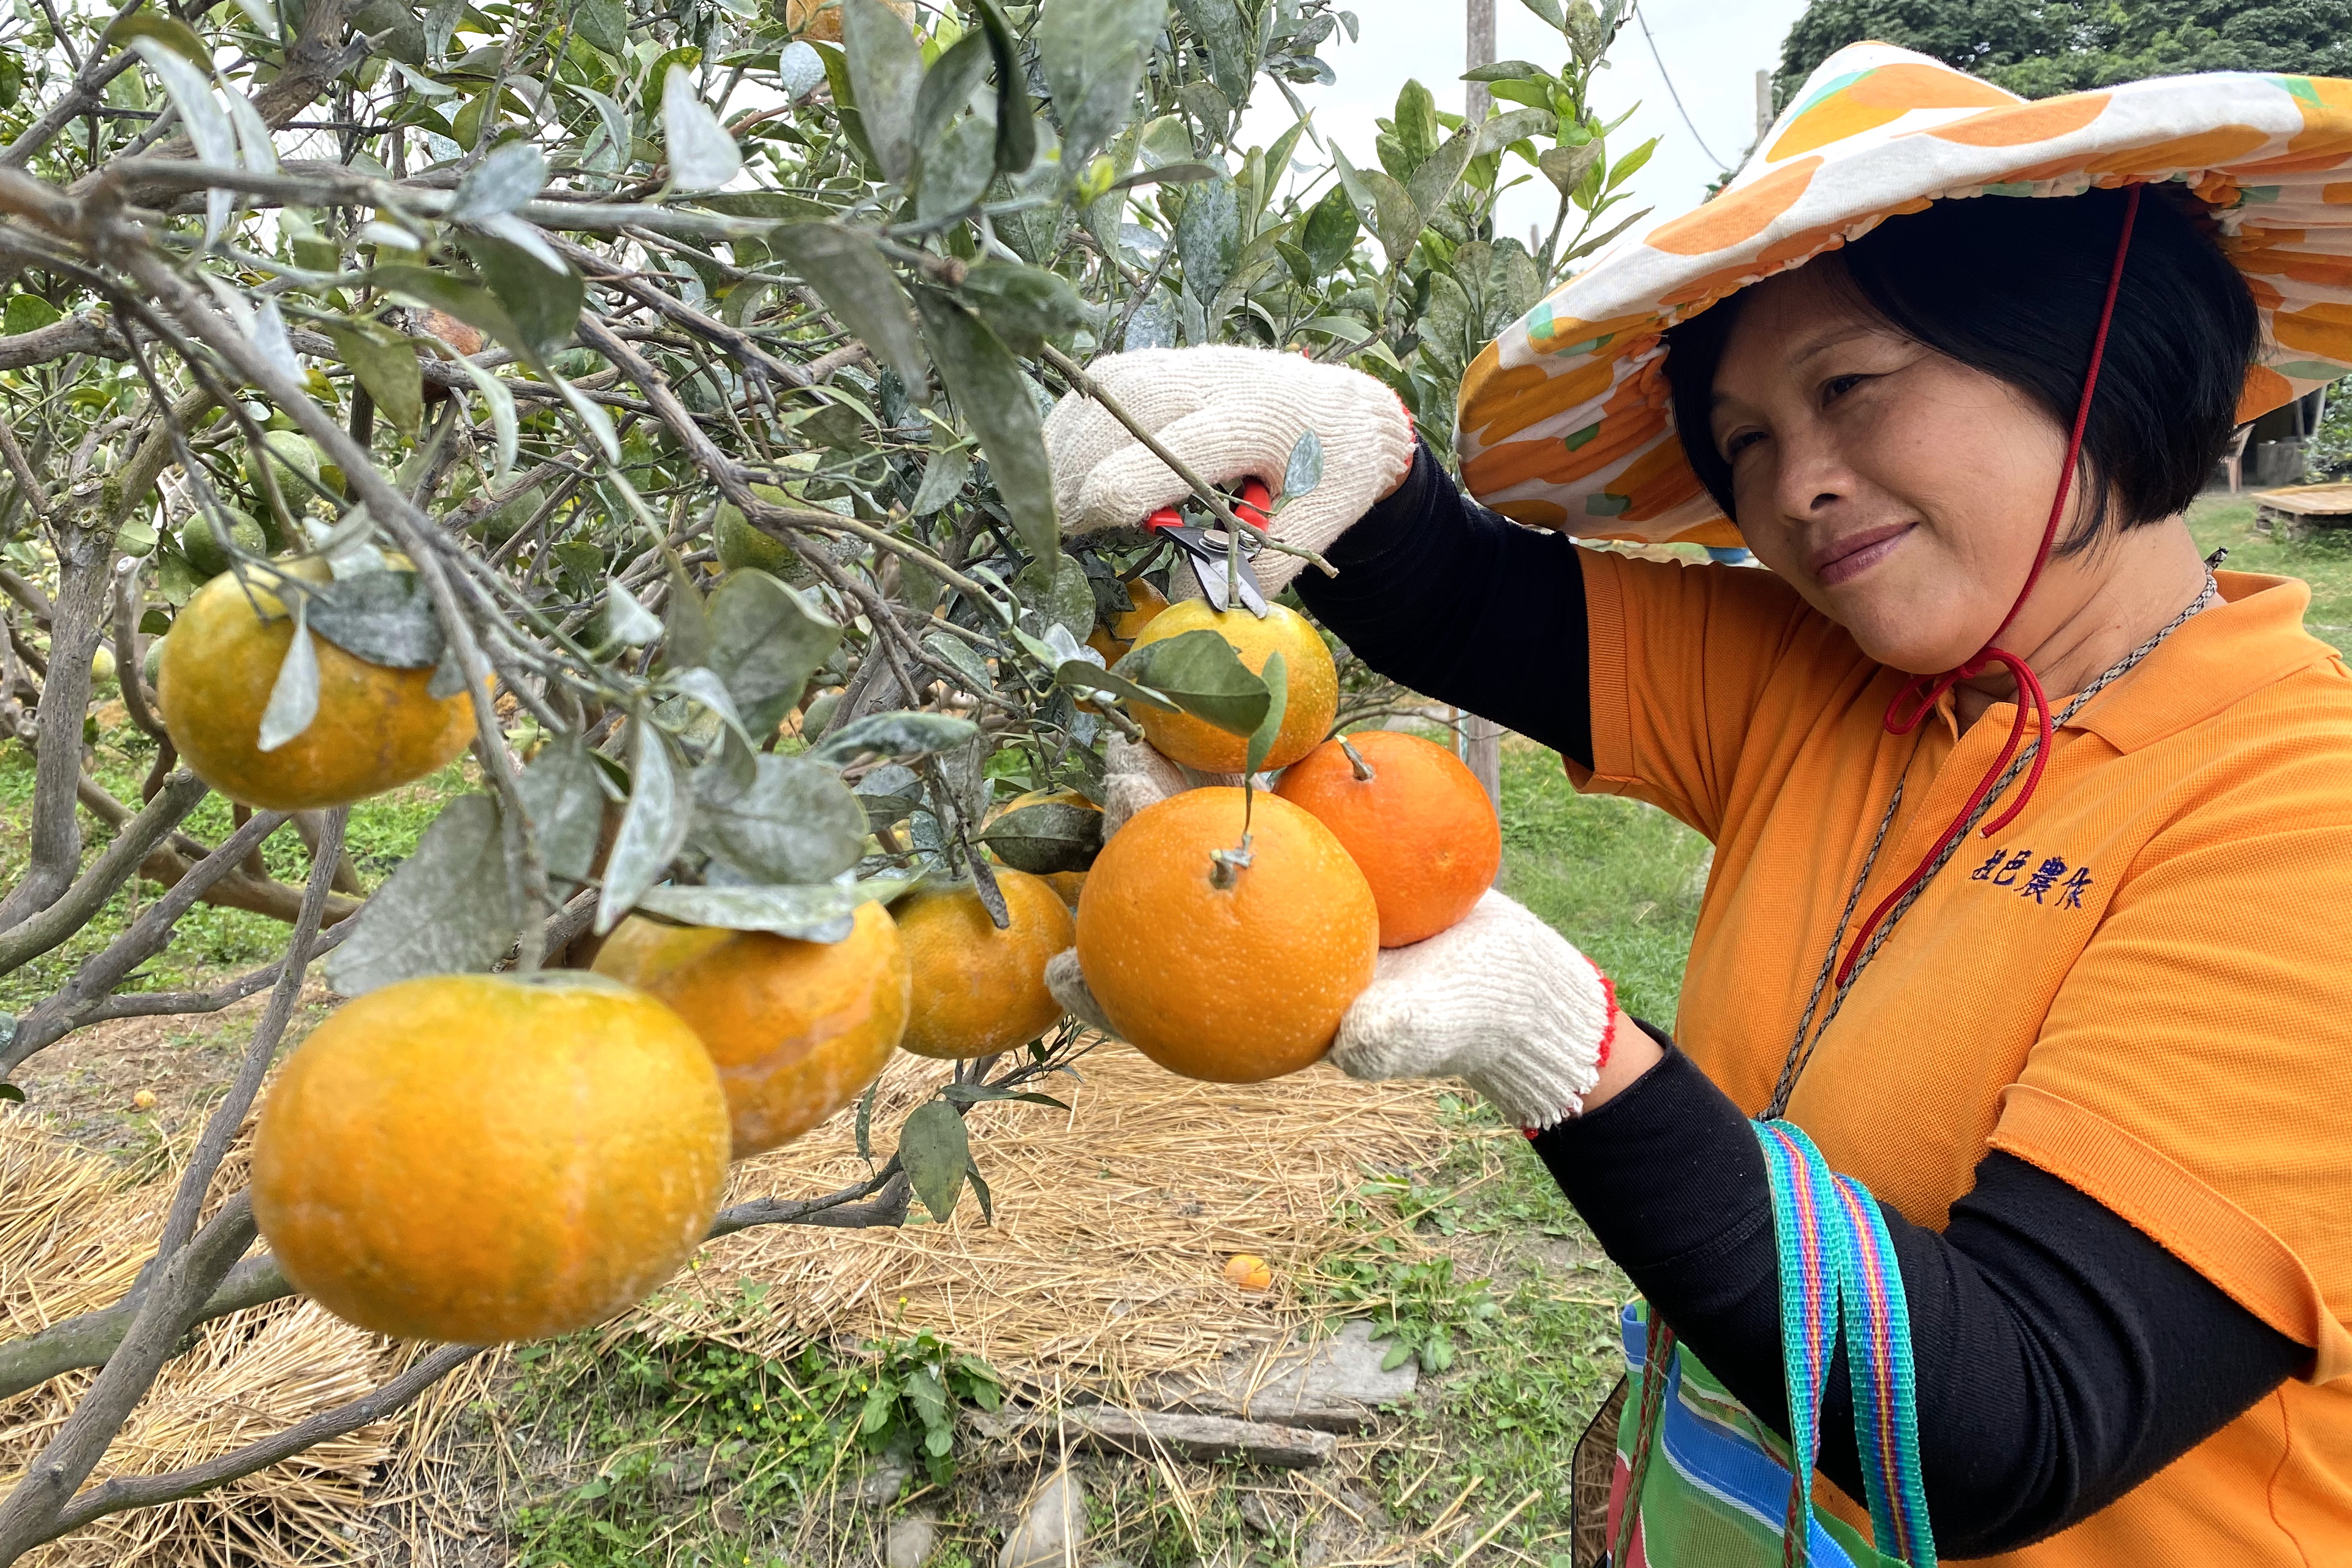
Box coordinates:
[1235,0,1813,246]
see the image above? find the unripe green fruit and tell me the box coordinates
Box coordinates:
[180,510,270,578]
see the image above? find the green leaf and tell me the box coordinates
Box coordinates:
[456,234,585,360]
[1406,128,1476,223]
[328,324,424,441]
[911,447,971,515]
[1392,79,1440,172]
[897,1100,973,1224]
[1243,648,1288,775]
[1018,550,1094,641]
[958,262,1088,358]
[1606,134,1659,192]
[1460,58,1557,84]
[325,795,518,993]
[104,12,212,65]
[447,139,547,221]
[916,112,995,221]
[305,570,445,667]
[911,289,1057,562]
[914,28,992,153]
[1055,658,1178,713]
[1038,0,1165,167]
[690,753,866,883]
[1113,628,1270,738]
[924,630,993,692]
[1333,146,1420,270]
[1284,430,1324,498]
[810,710,979,765]
[841,0,922,182]
[597,721,687,933]
[1171,0,1250,105]
[575,0,628,56]
[772,224,929,400]
[2,295,63,335]
[968,0,1037,176]
[980,800,1102,874]
[1537,140,1601,194]
[0,1082,21,1104]
[705,567,842,735]
[1299,183,1359,276]
[661,64,742,189]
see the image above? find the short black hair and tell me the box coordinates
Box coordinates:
[1661,185,2259,549]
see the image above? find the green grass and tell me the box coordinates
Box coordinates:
[2186,492,2352,650]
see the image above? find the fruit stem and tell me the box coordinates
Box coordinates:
[1340,737,1376,782]
[1209,834,1254,890]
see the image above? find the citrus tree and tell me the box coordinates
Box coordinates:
[0,0,1644,1553]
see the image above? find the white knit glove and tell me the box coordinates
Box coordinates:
[1049,744,1615,1129]
[1042,347,1417,595]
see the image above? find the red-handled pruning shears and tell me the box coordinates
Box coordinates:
[1144,477,1273,618]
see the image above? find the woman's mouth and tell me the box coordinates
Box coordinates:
[1810,523,1915,587]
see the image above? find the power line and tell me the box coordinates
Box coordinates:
[1633,1,1731,170]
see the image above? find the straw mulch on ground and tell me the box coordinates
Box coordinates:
[3,1037,1456,1566]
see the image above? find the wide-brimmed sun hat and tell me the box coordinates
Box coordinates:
[1455,40,2352,547]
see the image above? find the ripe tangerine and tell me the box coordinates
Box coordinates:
[157,566,474,811]
[591,901,910,1159]
[1085,577,1169,665]
[251,972,730,1344]
[1224,1253,1273,1292]
[1074,788,1376,1083]
[1127,600,1337,774]
[1275,732,1501,946]
[892,871,1075,1058]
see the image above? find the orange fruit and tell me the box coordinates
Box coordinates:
[1224,1253,1273,1292]
[1074,787,1377,1082]
[1085,577,1170,665]
[251,972,729,1344]
[591,901,911,1159]
[784,0,912,39]
[985,787,1102,909]
[892,871,1076,1058]
[1128,600,1337,773]
[1275,732,1501,946]
[157,566,474,810]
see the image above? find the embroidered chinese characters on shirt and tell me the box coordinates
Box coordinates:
[1970,847,2093,909]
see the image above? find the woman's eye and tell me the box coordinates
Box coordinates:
[1823,373,1870,403]
[1722,430,1765,460]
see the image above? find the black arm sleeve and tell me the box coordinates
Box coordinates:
[1530,1033,2308,1556]
[1293,440,1595,769]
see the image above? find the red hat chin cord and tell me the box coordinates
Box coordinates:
[1832,183,2143,990]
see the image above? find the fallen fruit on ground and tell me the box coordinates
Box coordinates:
[592,901,911,1159]
[1224,1253,1273,1292]
[251,971,730,1344]
[1075,787,1377,1082]
[1128,600,1337,773]
[157,566,474,811]
[1277,732,1502,946]
[986,787,1103,908]
[892,872,1075,1058]
[1085,576,1170,665]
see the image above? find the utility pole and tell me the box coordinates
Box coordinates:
[1756,67,1774,143]
[1466,0,1496,123]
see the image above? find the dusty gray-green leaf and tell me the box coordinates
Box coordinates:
[449,139,547,221]
[514,736,608,886]
[1243,648,1289,775]
[661,64,742,191]
[979,800,1102,874]
[575,0,626,55]
[329,325,424,439]
[917,112,996,221]
[1473,105,1553,156]
[1039,0,1166,167]
[910,446,971,514]
[924,631,993,692]
[1284,430,1324,499]
[958,262,1088,358]
[256,613,320,752]
[810,710,980,765]
[1113,627,1269,737]
[691,752,867,883]
[597,722,689,933]
[772,224,928,399]
[969,0,1037,175]
[842,0,922,181]
[1055,658,1178,713]
[916,28,992,151]
[1019,551,1094,642]
[705,568,842,735]
[1175,174,1240,299]
[324,795,518,993]
[604,581,663,646]
[1538,140,1603,193]
[1333,146,1421,268]
[911,289,1057,561]
[897,1099,972,1223]
[634,876,916,939]
[1170,0,1250,104]
[305,571,446,668]
[1406,128,1476,222]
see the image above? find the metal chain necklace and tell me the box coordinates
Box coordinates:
[1761,572,2221,1121]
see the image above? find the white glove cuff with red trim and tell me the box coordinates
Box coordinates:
[1330,890,1616,1131]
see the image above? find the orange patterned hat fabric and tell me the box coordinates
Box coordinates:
[1455,41,2352,547]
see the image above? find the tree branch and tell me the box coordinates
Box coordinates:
[0,771,207,980]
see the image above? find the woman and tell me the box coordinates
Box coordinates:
[1044,44,2352,1564]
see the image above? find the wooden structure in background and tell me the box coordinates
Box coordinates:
[2253,483,2352,539]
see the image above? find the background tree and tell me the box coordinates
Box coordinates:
[0,0,1649,1557]
[1777,0,2352,105]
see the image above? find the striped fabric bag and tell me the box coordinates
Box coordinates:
[1600,1121,1938,1568]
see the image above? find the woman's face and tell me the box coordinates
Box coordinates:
[1706,262,2087,673]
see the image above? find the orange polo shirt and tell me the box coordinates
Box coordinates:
[1578,553,2352,1566]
